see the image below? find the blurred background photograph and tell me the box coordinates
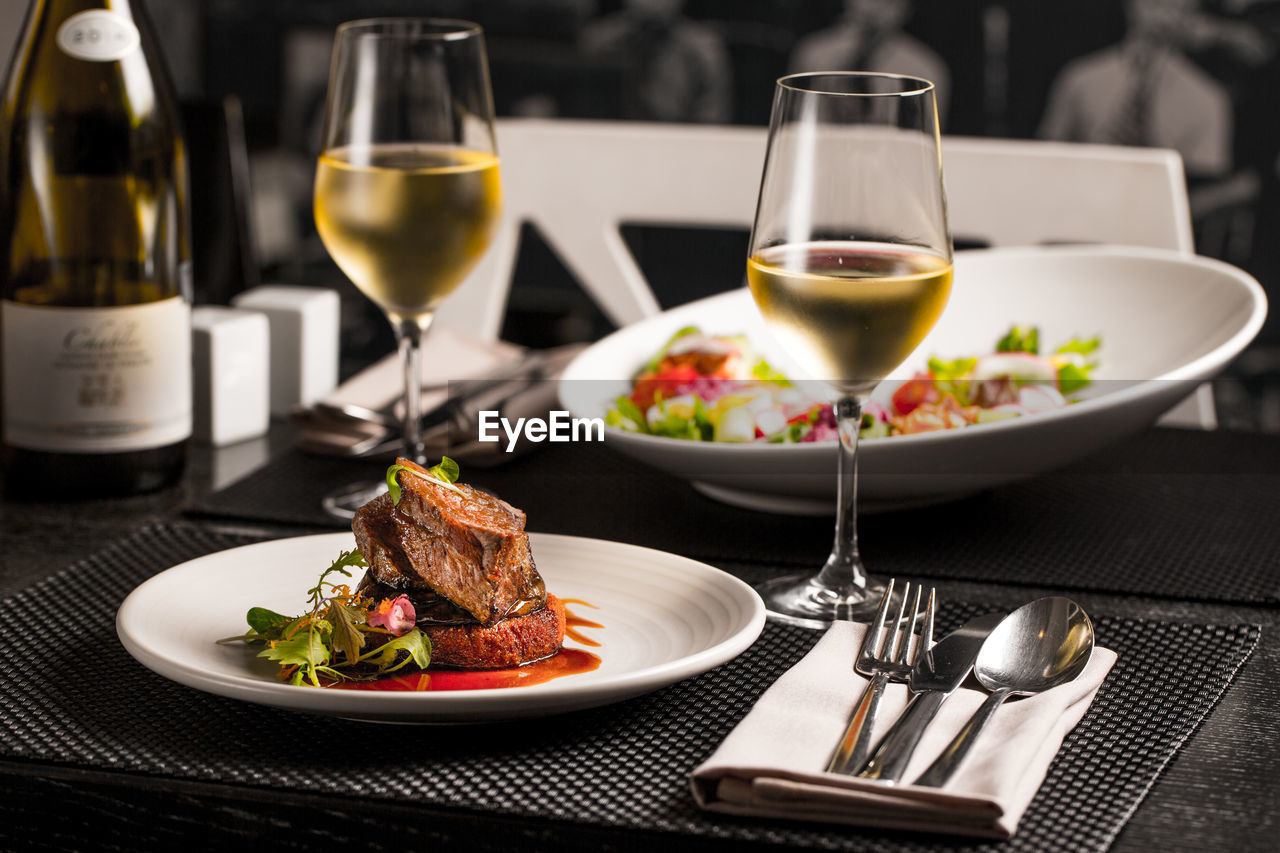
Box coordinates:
[5,4,1280,849]
[2,0,1277,422]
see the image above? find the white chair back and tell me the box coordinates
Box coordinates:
[435,118,1210,424]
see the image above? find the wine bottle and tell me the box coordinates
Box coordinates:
[0,0,192,498]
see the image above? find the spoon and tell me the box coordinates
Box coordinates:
[912,596,1094,788]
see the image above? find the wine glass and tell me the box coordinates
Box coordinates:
[746,72,952,627]
[313,18,501,518]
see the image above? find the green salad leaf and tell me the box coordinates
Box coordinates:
[222,545,433,688]
[326,600,367,665]
[927,356,978,381]
[306,548,367,609]
[1055,336,1101,356]
[258,631,330,672]
[606,396,649,433]
[245,607,292,639]
[997,325,1040,354]
[750,357,791,385]
[1057,363,1093,394]
[361,630,432,675]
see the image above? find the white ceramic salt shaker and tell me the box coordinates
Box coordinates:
[231,285,339,416]
[191,306,270,446]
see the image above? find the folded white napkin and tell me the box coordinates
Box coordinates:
[691,620,1116,839]
[327,326,523,416]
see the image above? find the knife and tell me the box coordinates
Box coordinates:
[856,610,1006,784]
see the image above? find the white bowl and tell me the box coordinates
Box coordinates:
[558,246,1266,513]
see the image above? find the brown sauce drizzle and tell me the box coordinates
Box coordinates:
[330,599,605,692]
[562,598,604,647]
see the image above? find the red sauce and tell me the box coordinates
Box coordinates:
[330,600,604,692]
[332,647,601,692]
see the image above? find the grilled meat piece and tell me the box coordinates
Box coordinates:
[352,459,546,625]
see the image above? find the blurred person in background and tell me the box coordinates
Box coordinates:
[580,0,732,122]
[1037,0,1236,178]
[1038,0,1278,271]
[788,0,951,123]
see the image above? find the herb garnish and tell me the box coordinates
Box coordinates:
[385,457,461,504]
[219,549,431,687]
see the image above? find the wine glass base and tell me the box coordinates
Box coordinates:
[321,480,390,521]
[755,572,888,629]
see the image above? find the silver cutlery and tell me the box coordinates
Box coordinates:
[913,597,1094,788]
[291,345,583,458]
[856,610,1005,784]
[309,401,400,431]
[826,579,935,775]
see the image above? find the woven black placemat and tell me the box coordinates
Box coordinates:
[0,523,1260,852]
[188,427,1280,604]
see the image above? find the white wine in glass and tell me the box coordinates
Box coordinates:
[747,73,952,626]
[313,19,501,518]
[315,145,500,320]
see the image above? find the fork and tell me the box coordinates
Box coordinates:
[826,579,936,775]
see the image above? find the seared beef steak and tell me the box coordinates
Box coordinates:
[352,460,546,625]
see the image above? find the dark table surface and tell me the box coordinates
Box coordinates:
[2,424,1278,853]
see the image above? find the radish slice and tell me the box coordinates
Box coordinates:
[863,399,892,422]
[981,401,1030,420]
[1018,384,1067,412]
[971,352,1058,383]
[666,333,737,356]
[715,406,757,442]
[755,409,787,436]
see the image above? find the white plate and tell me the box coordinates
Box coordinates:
[559,245,1267,513]
[116,532,765,723]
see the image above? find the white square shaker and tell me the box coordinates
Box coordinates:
[231,285,340,416]
[191,306,270,446]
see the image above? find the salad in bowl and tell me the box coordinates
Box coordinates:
[558,246,1265,512]
[606,324,1102,445]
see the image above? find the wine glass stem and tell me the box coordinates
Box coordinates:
[815,394,868,593]
[394,313,433,466]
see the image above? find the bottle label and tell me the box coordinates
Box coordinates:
[56,10,141,63]
[2,298,192,453]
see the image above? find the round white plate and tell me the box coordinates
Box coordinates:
[116,532,765,723]
[559,245,1267,513]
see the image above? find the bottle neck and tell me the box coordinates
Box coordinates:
[16,0,149,66]
[33,0,138,17]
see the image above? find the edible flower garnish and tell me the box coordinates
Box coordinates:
[385,456,461,503]
[218,549,431,687]
[368,594,416,636]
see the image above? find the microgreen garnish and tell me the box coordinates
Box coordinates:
[219,548,431,687]
[385,456,462,504]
